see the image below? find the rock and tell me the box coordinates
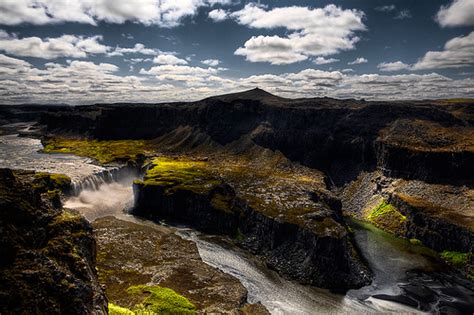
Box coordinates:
[132,156,372,292]
[93,216,262,314]
[0,168,107,314]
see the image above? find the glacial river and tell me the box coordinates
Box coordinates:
[1,130,472,314]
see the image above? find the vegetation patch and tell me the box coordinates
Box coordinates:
[366,200,407,236]
[43,138,151,164]
[409,238,423,246]
[138,157,221,194]
[108,303,134,315]
[440,251,468,267]
[123,285,196,314]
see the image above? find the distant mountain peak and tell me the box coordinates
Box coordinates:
[202,88,284,103]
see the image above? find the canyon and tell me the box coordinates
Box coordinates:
[0,89,472,314]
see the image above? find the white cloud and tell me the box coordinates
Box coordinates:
[0,32,109,59]
[412,31,474,70]
[201,59,220,66]
[313,57,339,65]
[140,64,222,85]
[108,43,160,56]
[436,0,474,27]
[375,5,396,12]
[207,0,233,5]
[342,68,354,73]
[0,0,228,27]
[208,9,228,21]
[377,61,411,72]
[231,4,366,65]
[153,54,188,65]
[394,9,412,20]
[0,31,163,60]
[0,55,472,104]
[348,57,368,65]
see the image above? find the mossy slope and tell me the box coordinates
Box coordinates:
[43,137,150,164]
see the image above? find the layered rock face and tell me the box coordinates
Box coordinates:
[132,156,371,292]
[0,169,107,314]
[37,89,473,185]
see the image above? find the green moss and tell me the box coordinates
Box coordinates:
[440,251,468,267]
[43,138,150,164]
[33,172,71,195]
[139,157,221,195]
[409,238,423,246]
[109,303,135,315]
[52,210,83,225]
[126,285,196,315]
[366,200,407,235]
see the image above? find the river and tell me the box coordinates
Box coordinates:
[1,131,472,314]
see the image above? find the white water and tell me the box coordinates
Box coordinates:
[0,134,104,181]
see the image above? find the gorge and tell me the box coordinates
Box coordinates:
[0,89,473,314]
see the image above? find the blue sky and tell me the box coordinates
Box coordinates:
[0,0,473,104]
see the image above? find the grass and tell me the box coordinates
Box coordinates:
[109,303,134,315]
[440,251,469,267]
[138,157,221,194]
[125,285,196,315]
[42,137,151,164]
[366,199,407,235]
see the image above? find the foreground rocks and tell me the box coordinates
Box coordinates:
[0,168,107,314]
[132,156,371,292]
[93,216,269,314]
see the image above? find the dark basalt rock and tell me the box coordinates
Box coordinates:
[132,180,372,292]
[389,193,473,253]
[33,91,473,186]
[0,168,107,314]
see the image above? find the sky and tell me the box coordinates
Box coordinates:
[0,0,473,104]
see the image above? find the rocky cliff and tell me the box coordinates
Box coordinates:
[36,89,473,185]
[0,169,107,314]
[132,156,371,292]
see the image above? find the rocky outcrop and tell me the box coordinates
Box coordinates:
[0,168,107,314]
[389,193,473,253]
[132,157,371,292]
[93,216,267,314]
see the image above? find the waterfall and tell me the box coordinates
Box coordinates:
[65,166,141,221]
[70,166,140,196]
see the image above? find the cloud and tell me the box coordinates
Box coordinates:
[201,59,220,66]
[0,0,228,27]
[0,32,109,59]
[348,57,368,65]
[208,9,228,21]
[231,4,366,65]
[436,0,474,27]
[0,55,472,104]
[412,31,474,70]
[153,54,188,65]
[377,61,411,72]
[313,57,339,65]
[375,5,396,12]
[394,9,412,20]
[342,68,354,73]
[207,0,233,5]
[108,43,160,56]
[139,64,222,85]
[0,31,163,60]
